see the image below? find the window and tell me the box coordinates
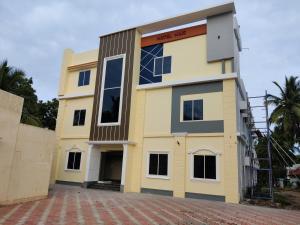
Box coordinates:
[78,70,90,86]
[193,155,216,180]
[148,153,168,177]
[73,109,86,126]
[154,56,172,76]
[98,54,125,125]
[66,152,82,170]
[183,99,203,121]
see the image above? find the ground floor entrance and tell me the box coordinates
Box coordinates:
[84,143,128,192]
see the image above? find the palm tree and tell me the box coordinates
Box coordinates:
[0,60,26,94]
[0,60,42,126]
[267,76,300,147]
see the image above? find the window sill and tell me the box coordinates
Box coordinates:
[64,169,81,173]
[146,175,170,180]
[190,178,219,183]
[97,122,121,127]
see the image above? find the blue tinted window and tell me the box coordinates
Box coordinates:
[183,99,203,121]
[193,100,203,120]
[100,56,125,124]
[183,101,192,121]
[104,58,123,88]
[154,56,172,76]
[78,70,90,86]
[73,109,86,126]
[154,57,163,76]
[163,56,172,74]
[101,88,121,123]
[78,72,85,86]
[139,44,163,85]
[83,70,90,85]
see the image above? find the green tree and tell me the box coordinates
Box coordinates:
[0,60,42,126]
[267,76,300,150]
[38,98,58,130]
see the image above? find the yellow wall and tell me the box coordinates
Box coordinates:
[144,88,172,136]
[60,97,94,139]
[55,48,98,184]
[56,139,89,182]
[185,136,225,196]
[141,138,174,191]
[65,68,97,95]
[163,35,222,82]
[0,90,56,205]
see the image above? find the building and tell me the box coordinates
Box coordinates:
[0,90,56,205]
[55,2,256,203]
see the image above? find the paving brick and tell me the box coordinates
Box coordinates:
[0,184,300,225]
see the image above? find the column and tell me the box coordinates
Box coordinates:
[121,144,128,192]
[83,144,101,188]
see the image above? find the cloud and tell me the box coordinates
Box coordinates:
[0,0,299,115]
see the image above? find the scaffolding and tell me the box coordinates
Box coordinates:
[248,91,273,201]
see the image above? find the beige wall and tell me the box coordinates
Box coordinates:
[55,48,98,184]
[162,35,228,83]
[0,90,56,205]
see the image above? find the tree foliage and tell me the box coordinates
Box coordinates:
[0,60,58,130]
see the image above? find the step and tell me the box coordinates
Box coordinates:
[88,183,121,191]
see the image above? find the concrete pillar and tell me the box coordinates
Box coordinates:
[172,133,187,198]
[83,144,101,187]
[121,144,128,192]
[223,79,240,203]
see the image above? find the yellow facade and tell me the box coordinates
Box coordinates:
[55,48,98,184]
[55,5,249,204]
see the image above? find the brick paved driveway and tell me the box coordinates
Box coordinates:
[0,184,300,225]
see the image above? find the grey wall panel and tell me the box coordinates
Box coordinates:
[171,82,224,133]
[207,12,234,62]
[185,192,225,202]
[141,188,173,196]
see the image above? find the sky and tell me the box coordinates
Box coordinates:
[0,0,300,122]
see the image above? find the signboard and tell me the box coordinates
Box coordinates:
[141,24,207,47]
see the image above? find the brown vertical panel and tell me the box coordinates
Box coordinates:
[89,29,136,141]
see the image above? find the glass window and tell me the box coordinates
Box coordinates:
[194,155,204,178]
[163,56,172,74]
[154,56,172,76]
[148,153,168,176]
[183,101,193,121]
[205,156,216,179]
[99,55,125,125]
[73,109,86,126]
[67,152,82,170]
[149,154,158,175]
[193,100,203,120]
[183,99,203,121]
[78,70,90,86]
[193,155,216,180]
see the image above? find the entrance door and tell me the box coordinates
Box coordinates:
[99,151,123,184]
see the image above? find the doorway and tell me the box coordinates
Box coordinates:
[99,151,123,184]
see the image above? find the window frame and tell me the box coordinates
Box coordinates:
[190,151,220,182]
[146,151,170,180]
[97,54,126,126]
[181,99,204,122]
[65,150,82,172]
[78,70,91,87]
[153,56,172,77]
[73,109,86,126]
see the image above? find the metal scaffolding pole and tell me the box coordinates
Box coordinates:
[248,91,273,201]
[265,90,273,202]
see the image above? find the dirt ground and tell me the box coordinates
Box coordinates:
[277,189,300,210]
